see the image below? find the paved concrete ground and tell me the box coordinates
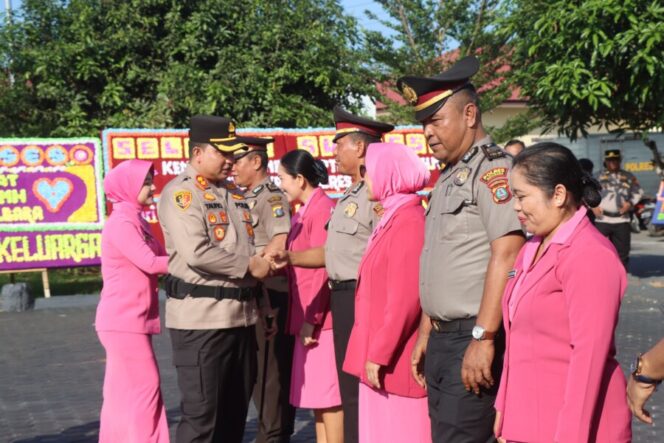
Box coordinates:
[0,232,662,442]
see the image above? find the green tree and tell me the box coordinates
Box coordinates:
[361,0,525,135]
[502,0,664,167]
[0,0,371,137]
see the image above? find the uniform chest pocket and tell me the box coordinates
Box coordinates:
[438,196,469,242]
[334,217,359,236]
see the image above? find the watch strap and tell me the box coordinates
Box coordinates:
[633,373,662,386]
[482,330,497,340]
[632,355,662,386]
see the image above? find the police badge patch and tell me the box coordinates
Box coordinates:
[272,205,285,218]
[213,225,226,241]
[174,191,192,211]
[480,167,512,204]
[454,167,471,186]
[344,202,358,217]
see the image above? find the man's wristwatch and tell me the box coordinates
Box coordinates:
[472,325,496,341]
[631,354,662,386]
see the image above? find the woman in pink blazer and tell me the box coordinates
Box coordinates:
[494,143,631,443]
[343,142,431,443]
[95,159,170,443]
[277,150,342,443]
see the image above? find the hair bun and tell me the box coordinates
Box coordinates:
[313,160,329,185]
[581,173,602,208]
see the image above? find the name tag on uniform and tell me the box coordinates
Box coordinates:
[508,269,517,279]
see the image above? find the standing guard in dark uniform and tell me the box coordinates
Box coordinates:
[158,116,273,443]
[270,106,393,443]
[232,137,296,443]
[593,149,644,268]
[398,57,525,442]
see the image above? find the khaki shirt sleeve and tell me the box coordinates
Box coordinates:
[259,193,291,239]
[159,186,250,279]
[475,159,523,242]
[628,172,644,205]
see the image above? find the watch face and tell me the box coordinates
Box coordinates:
[472,326,484,340]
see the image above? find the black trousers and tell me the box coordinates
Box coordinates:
[253,289,296,443]
[170,326,257,443]
[330,284,359,443]
[425,328,505,443]
[595,222,631,268]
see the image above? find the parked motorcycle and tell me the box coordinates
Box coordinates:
[631,197,656,233]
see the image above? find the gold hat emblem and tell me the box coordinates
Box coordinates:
[228,121,236,135]
[401,84,418,105]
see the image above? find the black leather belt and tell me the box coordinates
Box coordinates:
[328,279,357,291]
[430,317,476,333]
[602,210,624,217]
[164,274,258,301]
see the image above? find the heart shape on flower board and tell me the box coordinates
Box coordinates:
[33,178,74,212]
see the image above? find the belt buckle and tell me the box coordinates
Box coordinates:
[328,280,334,290]
[430,318,442,332]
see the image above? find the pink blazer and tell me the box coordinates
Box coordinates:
[343,200,426,398]
[286,188,335,335]
[95,205,168,334]
[495,210,631,443]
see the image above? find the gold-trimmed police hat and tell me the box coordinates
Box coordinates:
[332,106,394,143]
[232,136,274,160]
[604,149,622,160]
[189,115,247,152]
[397,56,480,122]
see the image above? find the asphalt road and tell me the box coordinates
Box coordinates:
[0,232,662,442]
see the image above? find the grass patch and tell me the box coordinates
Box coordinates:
[0,267,103,297]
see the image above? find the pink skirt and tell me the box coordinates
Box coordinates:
[290,328,341,409]
[359,382,431,443]
[98,331,169,443]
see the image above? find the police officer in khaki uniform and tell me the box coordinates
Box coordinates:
[398,57,525,442]
[593,149,644,268]
[158,116,273,443]
[231,137,295,443]
[270,106,393,443]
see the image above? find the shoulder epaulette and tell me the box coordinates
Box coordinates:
[480,143,506,161]
[351,181,365,194]
[462,146,479,163]
[266,183,280,192]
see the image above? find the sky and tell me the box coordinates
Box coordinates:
[0,0,19,16]
[340,0,395,35]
